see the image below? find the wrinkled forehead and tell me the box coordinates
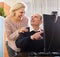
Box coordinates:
[32,14,41,18]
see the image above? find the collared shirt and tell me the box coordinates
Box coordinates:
[30,26,43,32]
[30,26,44,39]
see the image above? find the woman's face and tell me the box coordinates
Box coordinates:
[14,8,25,20]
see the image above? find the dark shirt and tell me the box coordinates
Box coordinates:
[15,31,44,52]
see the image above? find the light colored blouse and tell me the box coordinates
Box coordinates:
[4,15,28,52]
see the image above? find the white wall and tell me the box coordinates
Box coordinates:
[4,0,60,16]
[4,0,60,27]
[58,0,60,15]
[31,0,60,15]
[0,0,4,2]
[46,0,58,14]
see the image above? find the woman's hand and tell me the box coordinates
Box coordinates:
[18,27,28,33]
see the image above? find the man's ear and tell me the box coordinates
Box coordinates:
[40,20,42,24]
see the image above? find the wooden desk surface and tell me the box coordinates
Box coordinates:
[14,53,54,57]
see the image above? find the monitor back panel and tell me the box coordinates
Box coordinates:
[49,16,60,52]
[43,14,60,52]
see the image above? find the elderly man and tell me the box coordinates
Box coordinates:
[15,13,44,52]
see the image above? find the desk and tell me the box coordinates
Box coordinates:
[14,52,55,57]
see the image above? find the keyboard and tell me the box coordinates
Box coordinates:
[28,52,60,56]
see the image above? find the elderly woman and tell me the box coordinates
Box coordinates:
[4,2,28,57]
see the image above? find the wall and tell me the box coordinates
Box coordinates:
[0,2,10,16]
[0,2,4,8]
[4,2,10,16]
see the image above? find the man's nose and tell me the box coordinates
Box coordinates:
[31,18,34,21]
[21,13,24,16]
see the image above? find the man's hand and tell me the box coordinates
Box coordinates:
[31,31,44,40]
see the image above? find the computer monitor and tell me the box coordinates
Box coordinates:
[49,16,60,52]
[43,14,60,52]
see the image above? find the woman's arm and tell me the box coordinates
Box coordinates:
[5,22,19,41]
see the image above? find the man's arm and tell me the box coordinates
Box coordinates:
[15,33,31,50]
[15,31,44,50]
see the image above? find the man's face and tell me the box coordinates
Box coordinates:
[31,14,42,26]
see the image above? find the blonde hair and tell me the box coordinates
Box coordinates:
[10,3,25,16]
